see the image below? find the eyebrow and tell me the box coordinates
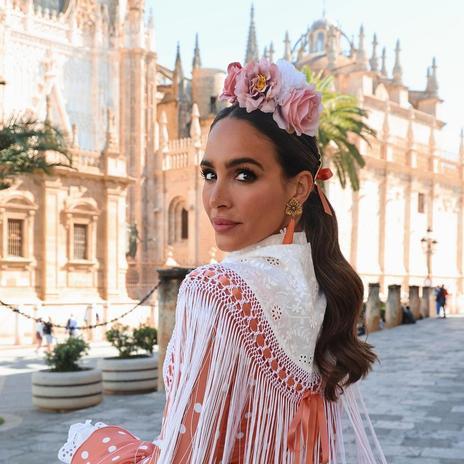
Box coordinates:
[200,157,264,171]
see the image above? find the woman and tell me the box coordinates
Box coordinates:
[59,59,386,463]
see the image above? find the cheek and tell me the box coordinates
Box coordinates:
[240,183,285,218]
[202,184,211,213]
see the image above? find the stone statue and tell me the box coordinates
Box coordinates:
[127,222,141,258]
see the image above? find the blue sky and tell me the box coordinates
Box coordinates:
[149,0,463,153]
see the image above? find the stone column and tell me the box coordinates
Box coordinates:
[366,283,382,333]
[408,285,421,320]
[385,284,402,328]
[420,286,432,318]
[157,267,193,392]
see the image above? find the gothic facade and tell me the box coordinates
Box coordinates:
[0,2,462,343]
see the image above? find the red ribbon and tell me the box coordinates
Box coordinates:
[314,167,333,216]
[315,167,333,182]
[287,390,329,464]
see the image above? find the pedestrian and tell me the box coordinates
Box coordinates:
[439,284,448,318]
[58,57,387,463]
[42,317,54,353]
[65,313,78,337]
[402,304,416,324]
[34,318,43,353]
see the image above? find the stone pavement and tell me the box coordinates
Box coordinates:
[0,317,463,463]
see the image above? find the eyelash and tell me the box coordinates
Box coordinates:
[200,168,257,183]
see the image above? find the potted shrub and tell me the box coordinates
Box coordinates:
[99,323,158,394]
[32,337,102,411]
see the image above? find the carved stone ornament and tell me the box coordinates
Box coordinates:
[65,0,97,28]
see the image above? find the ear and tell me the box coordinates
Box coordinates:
[291,170,313,205]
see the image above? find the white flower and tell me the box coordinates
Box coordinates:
[275,59,308,100]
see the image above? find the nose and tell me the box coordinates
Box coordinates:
[208,178,231,209]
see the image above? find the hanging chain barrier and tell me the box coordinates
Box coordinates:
[0,282,159,331]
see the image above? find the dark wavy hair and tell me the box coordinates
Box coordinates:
[210,105,377,401]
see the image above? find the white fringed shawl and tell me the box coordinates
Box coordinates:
[155,232,386,463]
[59,232,387,464]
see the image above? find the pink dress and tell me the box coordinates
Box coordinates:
[59,232,387,463]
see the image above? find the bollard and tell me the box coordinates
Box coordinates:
[408,286,421,320]
[366,283,382,333]
[385,285,402,328]
[420,286,431,318]
[156,267,193,392]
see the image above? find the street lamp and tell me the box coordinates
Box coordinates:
[421,227,437,287]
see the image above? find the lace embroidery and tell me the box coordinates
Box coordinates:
[163,264,321,399]
[222,239,326,372]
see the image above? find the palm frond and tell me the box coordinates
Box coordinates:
[0,117,74,190]
[302,65,377,191]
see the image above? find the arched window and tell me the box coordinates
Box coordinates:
[181,207,188,239]
[315,32,325,52]
[168,197,189,244]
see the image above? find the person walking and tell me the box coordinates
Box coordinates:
[65,314,78,337]
[42,317,54,353]
[34,318,44,354]
[439,284,448,318]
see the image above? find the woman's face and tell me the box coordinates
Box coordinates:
[201,117,311,252]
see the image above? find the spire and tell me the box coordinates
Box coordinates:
[245,4,259,63]
[380,46,387,77]
[190,103,201,147]
[146,7,155,51]
[192,33,202,70]
[262,45,268,60]
[174,42,184,80]
[355,25,368,70]
[369,33,378,72]
[392,39,402,84]
[283,31,292,61]
[426,57,438,96]
[269,41,275,62]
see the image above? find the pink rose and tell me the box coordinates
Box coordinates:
[219,62,243,103]
[235,58,282,113]
[273,86,322,136]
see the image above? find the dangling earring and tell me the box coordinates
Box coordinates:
[282,198,302,244]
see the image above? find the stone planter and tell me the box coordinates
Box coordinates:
[99,355,158,394]
[32,368,102,411]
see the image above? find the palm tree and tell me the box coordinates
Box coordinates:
[303,67,376,191]
[0,118,74,190]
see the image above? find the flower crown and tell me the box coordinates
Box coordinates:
[219,58,323,137]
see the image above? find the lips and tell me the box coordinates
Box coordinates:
[211,217,241,233]
[212,218,240,226]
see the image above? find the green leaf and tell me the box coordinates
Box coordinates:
[302,66,377,191]
[0,117,75,189]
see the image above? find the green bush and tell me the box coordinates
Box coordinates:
[105,323,157,358]
[133,325,157,355]
[45,337,89,372]
[105,324,137,358]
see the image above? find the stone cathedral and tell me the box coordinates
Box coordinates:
[0,2,462,343]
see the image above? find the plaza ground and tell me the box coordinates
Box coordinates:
[0,317,463,463]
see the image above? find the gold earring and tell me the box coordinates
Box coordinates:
[285,198,303,217]
[282,198,302,244]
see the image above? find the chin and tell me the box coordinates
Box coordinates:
[214,236,244,253]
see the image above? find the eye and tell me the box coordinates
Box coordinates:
[235,168,257,182]
[200,169,216,181]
